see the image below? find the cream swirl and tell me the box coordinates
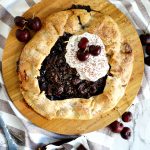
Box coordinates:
[65,32,109,82]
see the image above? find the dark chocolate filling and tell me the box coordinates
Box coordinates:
[66,4,101,14]
[38,33,107,100]
[67,4,92,12]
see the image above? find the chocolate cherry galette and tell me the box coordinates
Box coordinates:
[18,6,133,120]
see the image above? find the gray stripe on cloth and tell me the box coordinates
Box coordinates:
[0,146,7,150]
[135,0,150,26]
[25,0,35,7]
[0,35,6,49]
[122,1,147,30]
[87,139,109,150]
[144,70,150,90]
[0,4,14,27]
[63,143,73,149]
[7,125,25,146]
[0,99,15,115]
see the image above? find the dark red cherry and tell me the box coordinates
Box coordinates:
[77,50,90,61]
[78,37,89,50]
[145,34,150,45]
[14,16,27,27]
[146,45,150,56]
[40,83,47,91]
[90,84,97,94]
[109,121,124,133]
[77,144,86,150]
[16,28,31,43]
[122,111,132,122]
[140,34,150,45]
[140,34,146,45]
[121,127,131,140]
[27,17,42,31]
[145,56,150,66]
[89,45,101,56]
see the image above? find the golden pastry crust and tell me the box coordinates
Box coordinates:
[18,9,133,120]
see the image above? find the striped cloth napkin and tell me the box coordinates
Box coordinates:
[0,0,150,150]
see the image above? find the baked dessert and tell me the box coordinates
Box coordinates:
[18,5,133,120]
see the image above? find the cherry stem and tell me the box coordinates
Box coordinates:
[23,20,28,24]
[21,20,28,30]
[32,13,35,19]
[64,41,69,43]
[22,25,26,30]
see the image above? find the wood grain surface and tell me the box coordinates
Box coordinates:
[2,0,144,135]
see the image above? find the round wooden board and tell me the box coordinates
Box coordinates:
[2,0,144,135]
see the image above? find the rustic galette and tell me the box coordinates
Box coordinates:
[18,5,133,120]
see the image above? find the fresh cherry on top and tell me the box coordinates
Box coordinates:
[77,50,90,61]
[122,111,132,122]
[109,121,124,133]
[77,37,102,61]
[140,33,150,66]
[78,37,89,50]
[145,56,150,66]
[27,17,42,31]
[14,16,42,43]
[146,45,150,55]
[14,16,27,27]
[140,34,150,45]
[16,29,30,43]
[89,45,101,56]
[108,111,133,140]
[121,127,131,140]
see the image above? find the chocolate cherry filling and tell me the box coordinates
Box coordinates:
[67,4,92,12]
[38,33,107,100]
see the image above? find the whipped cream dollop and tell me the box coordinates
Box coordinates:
[65,32,109,82]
